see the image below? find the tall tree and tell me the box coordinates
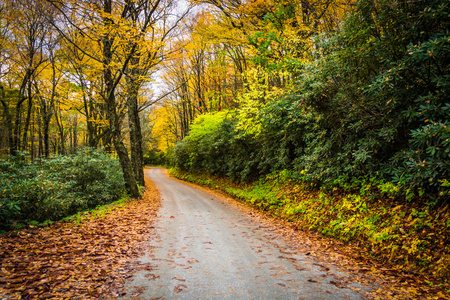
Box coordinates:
[0,0,55,155]
[46,0,189,196]
[61,34,109,150]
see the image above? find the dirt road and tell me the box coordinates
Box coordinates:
[122,168,372,299]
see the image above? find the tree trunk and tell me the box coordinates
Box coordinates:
[57,116,65,155]
[12,96,26,154]
[80,79,100,148]
[30,108,35,160]
[113,133,139,196]
[102,0,139,198]
[107,91,139,196]
[108,94,139,196]
[0,98,14,155]
[72,116,78,152]
[21,81,33,151]
[0,89,15,155]
[85,96,96,147]
[38,108,43,157]
[42,109,51,157]
[126,76,145,186]
[33,82,52,157]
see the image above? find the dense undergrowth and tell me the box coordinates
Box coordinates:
[172,0,450,204]
[170,168,450,284]
[0,148,126,232]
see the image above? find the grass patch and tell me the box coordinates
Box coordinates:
[61,195,131,225]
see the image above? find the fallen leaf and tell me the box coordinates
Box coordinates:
[174,284,187,293]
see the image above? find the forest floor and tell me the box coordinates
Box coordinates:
[0,177,161,299]
[0,168,448,299]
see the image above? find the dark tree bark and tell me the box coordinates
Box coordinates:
[37,107,43,157]
[21,80,33,151]
[102,0,139,197]
[72,116,78,152]
[34,79,53,157]
[55,109,65,155]
[12,83,28,154]
[127,79,145,186]
[0,86,15,155]
[42,108,51,157]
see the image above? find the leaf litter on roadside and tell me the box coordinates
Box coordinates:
[177,177,450,300]
[0,177,160,300]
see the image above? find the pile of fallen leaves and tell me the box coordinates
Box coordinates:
[0,177,160,300]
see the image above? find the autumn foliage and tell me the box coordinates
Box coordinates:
[170,0,449,201]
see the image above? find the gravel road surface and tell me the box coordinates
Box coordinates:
[122,167,371,299]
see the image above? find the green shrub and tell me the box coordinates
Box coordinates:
[0,148,125,232]
[172,0,450,202]
[143,150,167,165]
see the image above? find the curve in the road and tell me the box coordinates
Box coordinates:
[122,167,372,299]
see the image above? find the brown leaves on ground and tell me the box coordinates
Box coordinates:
[0,177,160,300]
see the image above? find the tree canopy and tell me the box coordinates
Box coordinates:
[166,0,449,203]
[1,0,448,202]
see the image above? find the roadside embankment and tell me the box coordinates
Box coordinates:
[170,168,450,289]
